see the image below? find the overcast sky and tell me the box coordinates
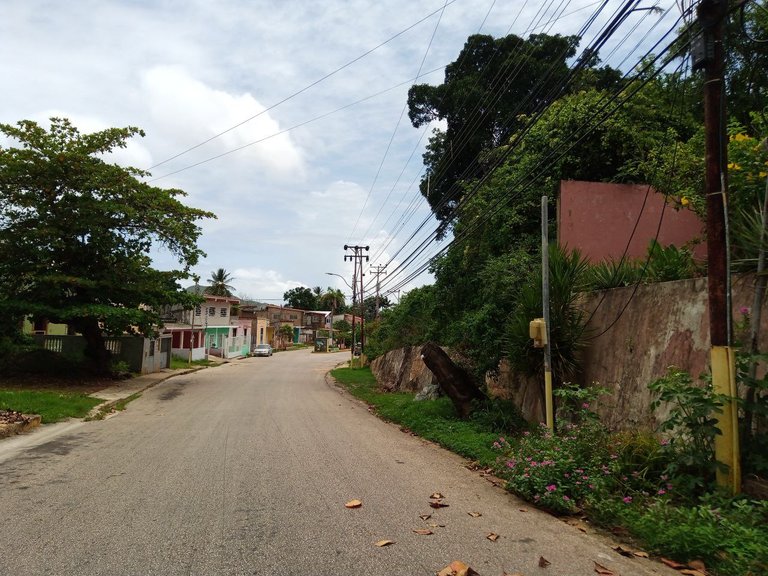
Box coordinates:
[1,0,684,304]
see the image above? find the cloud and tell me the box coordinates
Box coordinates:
[141,66,305,181]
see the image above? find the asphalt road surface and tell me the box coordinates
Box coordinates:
[0,349,676,576]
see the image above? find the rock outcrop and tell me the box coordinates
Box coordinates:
[369,346,439,394]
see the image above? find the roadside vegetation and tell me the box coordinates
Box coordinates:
[332,366,768,576]
[0,389,103,423]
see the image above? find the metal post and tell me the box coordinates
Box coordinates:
[542,196,554,430]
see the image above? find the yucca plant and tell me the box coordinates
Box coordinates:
[585,258,644,290]
[504,244,592,385]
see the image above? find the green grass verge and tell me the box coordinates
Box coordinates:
[169,357,214,370]
[0,389,104,423]
[330,366,523,467]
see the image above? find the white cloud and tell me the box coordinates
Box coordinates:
[141,66,305,181]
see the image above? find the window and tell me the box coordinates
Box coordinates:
[290,314,297,320]
[272,313,279,320]
[208,307,215,316]
[220,307,227,317]
[194,305,201,316]
[233,328,237,337]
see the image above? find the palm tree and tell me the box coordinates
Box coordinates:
[206,268,235,297]
[319,287,345,313]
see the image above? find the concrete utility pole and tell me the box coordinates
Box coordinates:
[370,264,387,318]
[695,0,740,493]
[344,245,369,360]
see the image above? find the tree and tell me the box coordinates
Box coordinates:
[205,268,235,297]
[0,118,214,373]
[283,286,317,310]
[407,32,621,229]
[318,287,346,313]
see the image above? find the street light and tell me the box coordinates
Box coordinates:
[325,272,353,290]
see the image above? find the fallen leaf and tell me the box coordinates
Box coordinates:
[632,551,649,559]
[375,539,395,547]
[419,514,432,521]
[429,523,446,527]
[486,532,499,542]
[565,518,590,533]
[430,501,450,508]
[612,545,634,557]
[688,560,707,572]
[518,508,528,512]
[430,492,445,499]
[437,560,479,576]
[344,499,362,509]
[660,558,686,569]
[413,529,433,535]
[538,556,551,568]
[468,511,482,517]
[593,562,618,576]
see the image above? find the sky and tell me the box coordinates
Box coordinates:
[1,0,685,304]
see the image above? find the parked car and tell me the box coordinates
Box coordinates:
[253,344,273,357]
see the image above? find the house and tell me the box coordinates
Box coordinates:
[161,290,250,359]
[252,304,306,347]
[304,310,333,341]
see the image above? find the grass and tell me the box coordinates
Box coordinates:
[330,366,523,466]
[169,357,214,370]
[0,389,104,423]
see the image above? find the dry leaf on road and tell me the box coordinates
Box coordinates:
[419,514,432,521]
[660,558,687,569]
[430,492,445,499]
[679,570,706,576]
[413,529,434,535]
[375,539,395,547]
[468,511,482,517]
[437,560,479,576]
[344,499,362,509]
[486,532,499,542]
[430,501,450,508]
[633,551,649,559]
[538,556,551,568]
[594,562,618,576]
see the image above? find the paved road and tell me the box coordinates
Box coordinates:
[0,350,674,576]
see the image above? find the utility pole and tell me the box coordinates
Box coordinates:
[541,196,553,431]
[695,0,740,493]
[344,245,369,360]
[370,264,387,318]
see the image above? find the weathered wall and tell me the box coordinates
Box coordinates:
[491,274,766,430]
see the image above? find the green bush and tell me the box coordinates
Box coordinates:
[619,496,768,576]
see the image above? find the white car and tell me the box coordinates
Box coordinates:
[253,344,273,357]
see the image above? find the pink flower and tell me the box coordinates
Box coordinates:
[546,484,557,492]
[623,496,633,504]
[581,402,590,409]
[657,489,666,495]
[740,306,750,315]
[563,495,570,501]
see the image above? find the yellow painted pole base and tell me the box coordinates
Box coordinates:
[711,346,741,494]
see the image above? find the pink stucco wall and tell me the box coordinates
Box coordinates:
[557,180,707,263]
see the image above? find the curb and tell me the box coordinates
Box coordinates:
[0,414,42,439]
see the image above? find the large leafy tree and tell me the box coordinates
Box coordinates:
[0,118,214,372]
[206,268,235,297]
[283,286,318,310]
[407,32,621,228]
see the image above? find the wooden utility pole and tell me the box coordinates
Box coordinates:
[344,245,369,360]
[370,264,387,318]
[696,0,740,493]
